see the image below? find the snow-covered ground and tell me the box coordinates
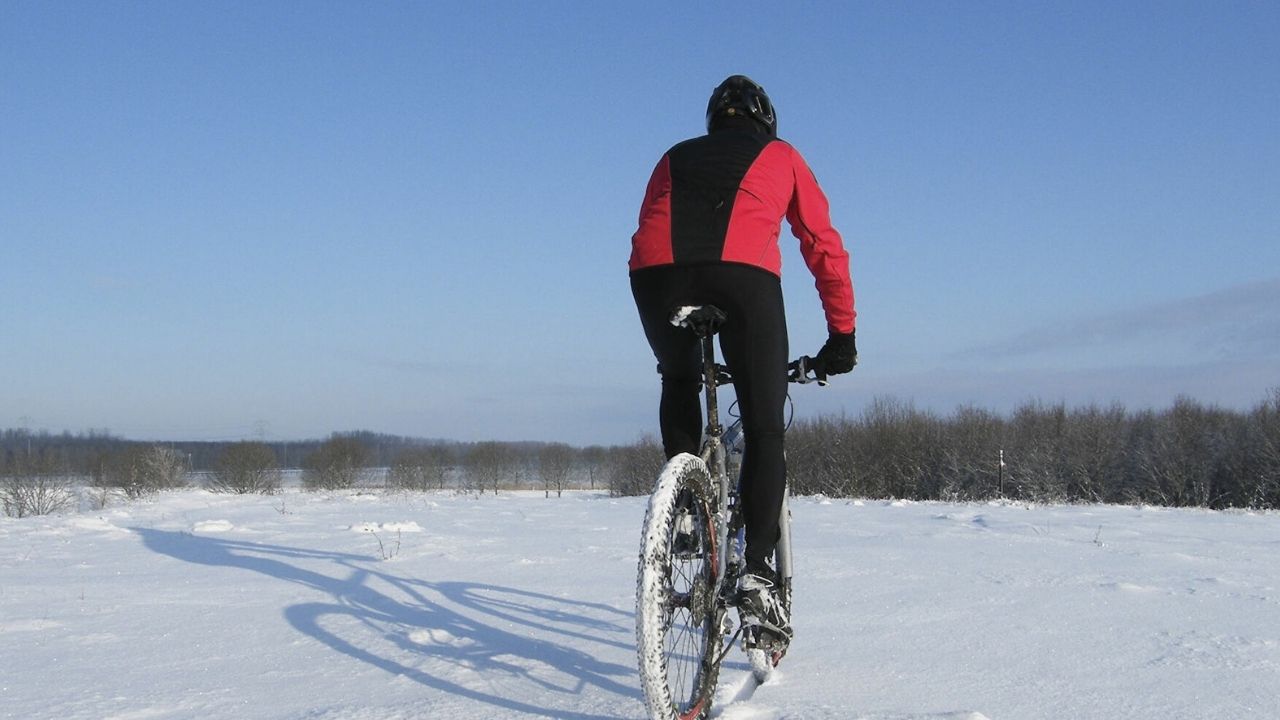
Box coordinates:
[2,488,1278,719]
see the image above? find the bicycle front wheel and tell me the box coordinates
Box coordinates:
[636,453,723,720]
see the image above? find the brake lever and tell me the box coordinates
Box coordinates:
[789,356,828,386]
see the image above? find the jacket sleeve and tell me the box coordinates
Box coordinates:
[629,154,673,270]
[785,146,856,334]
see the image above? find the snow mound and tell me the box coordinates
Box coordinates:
[348,521,423,533]
[68,516,129,534]
[1099,581,1161,593]
[408,628,474,647]
[192,520,235,533]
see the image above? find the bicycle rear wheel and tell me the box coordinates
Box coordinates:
[636,453,723,720]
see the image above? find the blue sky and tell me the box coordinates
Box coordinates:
[3,1,1277,444]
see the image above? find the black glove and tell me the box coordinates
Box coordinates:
[813,330,857,378]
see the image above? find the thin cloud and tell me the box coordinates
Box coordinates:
[369,358,451,375]
[963,277,1280,362]
[870,358,1279,415]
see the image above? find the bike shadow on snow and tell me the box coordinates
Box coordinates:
[132,528,640,720]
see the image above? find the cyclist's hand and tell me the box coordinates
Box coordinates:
[813,330,857,377]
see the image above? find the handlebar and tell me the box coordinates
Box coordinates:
[667,307,833,387]
[703,356,828,387]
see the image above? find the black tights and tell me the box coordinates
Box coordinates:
[631,264,788,575]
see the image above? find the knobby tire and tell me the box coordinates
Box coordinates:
[636,453,723,720]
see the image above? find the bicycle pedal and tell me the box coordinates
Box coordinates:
[719,612,735,636]
[742,625,790,654]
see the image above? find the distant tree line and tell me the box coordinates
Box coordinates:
[0,428,644,515]
[0,429,533,473]
[785,391,1280,510]
[5,389,1278,516]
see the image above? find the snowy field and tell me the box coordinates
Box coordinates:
[2,488,1278,720]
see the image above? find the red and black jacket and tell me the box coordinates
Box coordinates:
[629,129,856,334]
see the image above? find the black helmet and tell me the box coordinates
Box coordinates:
[706,75,776,135]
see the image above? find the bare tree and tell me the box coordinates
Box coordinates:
[210,441,281,494]
[1245,388,1280,509]
[938,405,1005,501]
[1003,401,1068,502]
[856,397,941,499]
[607,435,665,497]
[580,445,607,490]
[538,443,575,498]
[465,441,516,495]
[1135,397,1229,507]
[787,415,859,498]
[303,435,371,491]
[1059,403,1127,503]
[389,445,452,491]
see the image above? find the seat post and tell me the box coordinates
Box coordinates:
[701,333,722,441]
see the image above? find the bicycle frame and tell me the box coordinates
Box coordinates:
[694,329,732,586]
[690,322,796,626]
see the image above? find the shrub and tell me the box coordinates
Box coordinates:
[93,445,188,500]
[210,442,281,494]
[1,453,73,518]
[302,435,371,491]
[388,445,452,491]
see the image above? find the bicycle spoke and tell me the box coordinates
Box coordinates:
[636,454,724,720]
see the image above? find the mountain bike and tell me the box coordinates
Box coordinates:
[635,305,825,720]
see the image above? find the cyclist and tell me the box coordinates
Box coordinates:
[629,75,858,645]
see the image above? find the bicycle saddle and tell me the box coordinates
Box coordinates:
[669,305,727,337]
